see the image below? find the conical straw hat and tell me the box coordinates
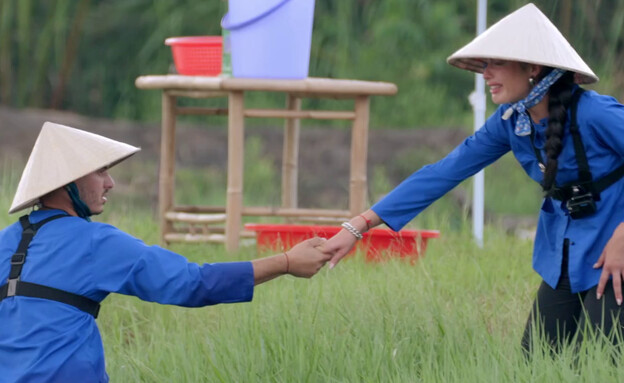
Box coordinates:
[9,122,140,214]
[447,3,598,84]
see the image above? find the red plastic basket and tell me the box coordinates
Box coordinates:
[165,36,222,76]
[245,224,440,263]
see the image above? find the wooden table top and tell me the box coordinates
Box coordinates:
[135,75,398,97]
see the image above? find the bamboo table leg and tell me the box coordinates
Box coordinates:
[159,91,177,245]
[281,95,301,212]
[225,91,245,252]
[349,95,370,216]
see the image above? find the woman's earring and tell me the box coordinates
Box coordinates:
[529,77,535,87]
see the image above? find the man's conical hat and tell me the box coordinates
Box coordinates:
[9,122,140,214]
[447,3,598,84]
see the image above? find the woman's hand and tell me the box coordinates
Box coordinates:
[594,223,624,305]
[286,237,332,278]
[319,229,359,269]
[319,210,381,268]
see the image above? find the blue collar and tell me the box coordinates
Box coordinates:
[65,183,92,222]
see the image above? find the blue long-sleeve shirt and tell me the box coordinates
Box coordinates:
[0,209,254,383]
[373,88,624,293]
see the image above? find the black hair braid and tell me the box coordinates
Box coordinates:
[542,71,575,195]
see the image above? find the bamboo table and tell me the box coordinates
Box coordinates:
[135,75,397,251]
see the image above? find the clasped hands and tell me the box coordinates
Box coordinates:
[285,228,360,278]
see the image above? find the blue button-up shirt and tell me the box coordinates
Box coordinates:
[0,210,254,382]
[373,88,624,293]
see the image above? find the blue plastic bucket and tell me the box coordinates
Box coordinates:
[221,0,315,79]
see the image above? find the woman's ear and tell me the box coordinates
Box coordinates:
[529,64,543,78]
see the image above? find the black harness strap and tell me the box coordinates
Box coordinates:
[568,89,593,184]
[594,163,624,192]
[0,214,101,318]
[8,215,61,280]
[529,88,624,201]
[0,281,100,317]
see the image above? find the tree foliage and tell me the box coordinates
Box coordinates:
[0,0,623,128]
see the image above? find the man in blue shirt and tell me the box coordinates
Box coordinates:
[0,122,330,382]
[322,3,624,353]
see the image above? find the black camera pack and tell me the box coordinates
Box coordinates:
[529,88,624,219]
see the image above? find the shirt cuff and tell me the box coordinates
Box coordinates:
[199,261,255,304]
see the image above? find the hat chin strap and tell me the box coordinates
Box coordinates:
[65,183,92,222]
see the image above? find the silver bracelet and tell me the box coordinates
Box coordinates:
[341,222,363,240]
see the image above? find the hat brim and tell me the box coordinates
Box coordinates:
[446,3,599,85]
[448,56,598,85]
[9,122,141,214]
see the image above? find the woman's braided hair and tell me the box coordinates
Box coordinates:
[540,69,576,195]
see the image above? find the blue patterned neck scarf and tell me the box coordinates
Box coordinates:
[502,68,565,136]
[65,182,92,222]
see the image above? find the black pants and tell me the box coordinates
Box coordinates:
[521,244,624,354]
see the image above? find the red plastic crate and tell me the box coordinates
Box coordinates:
[165,36,222,76]
[245,224,439,263]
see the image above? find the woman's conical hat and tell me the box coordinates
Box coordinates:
[447,3,598,84]
[9,122,140,214]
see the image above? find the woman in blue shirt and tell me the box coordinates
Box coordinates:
[323,3,624,353]
[0,122,331,382]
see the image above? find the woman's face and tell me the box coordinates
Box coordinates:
[481,59,538,104]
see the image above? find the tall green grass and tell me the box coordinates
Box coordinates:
[95,228,623,382]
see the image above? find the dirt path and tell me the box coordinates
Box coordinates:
[1,105,466,205]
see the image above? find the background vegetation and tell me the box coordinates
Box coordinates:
[1,0,623,128]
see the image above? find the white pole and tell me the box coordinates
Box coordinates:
[470,0,487,247]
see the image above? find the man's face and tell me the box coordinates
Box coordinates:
[74,168,115,215]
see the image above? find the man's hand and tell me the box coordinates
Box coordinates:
[252,237,331,285]
[286,237,332,278]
